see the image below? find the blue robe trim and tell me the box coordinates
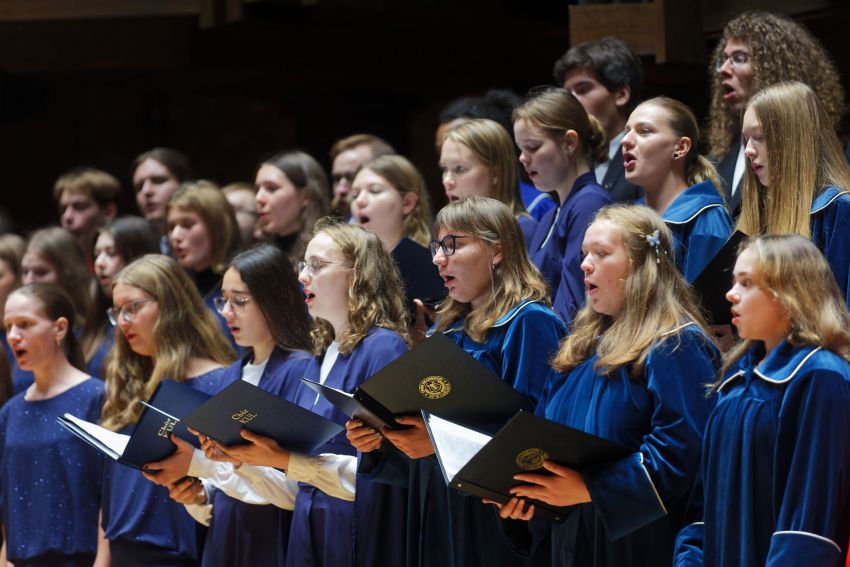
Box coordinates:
[810,185,850,307]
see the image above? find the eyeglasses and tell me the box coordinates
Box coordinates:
[298,257,347,276]
[331,172,356,186]
[715,50,749,72]
[107,299,155,326]
[430,234,469,257]
[214,296,251,314]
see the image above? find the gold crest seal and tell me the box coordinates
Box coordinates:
[515,448,548,470]
[418,375,451,399]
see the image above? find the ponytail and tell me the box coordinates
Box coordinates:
[586,114,609,164]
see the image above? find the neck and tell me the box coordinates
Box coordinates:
[377,227,404,253]
[643,172,688,214]
[555,159,590,204]
[252,338,275,365]
[330,317,349,344]
[32,356,80,394]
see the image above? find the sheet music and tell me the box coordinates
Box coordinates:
[62,413,131,456]
[426,413,491,480]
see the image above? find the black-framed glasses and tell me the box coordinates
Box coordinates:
[214,296,251,314]
[107,299,155,326]
[715,50,749,72]
[298,257,347,276]
[430,234,469,258]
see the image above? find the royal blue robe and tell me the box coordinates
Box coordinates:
[674,341,850,567]
[810,186,850,308]
[526,323,718,566]
[527,172,612,324]
[391,237,445,325]
[201,349,312,567]
[86,323,115,380]
[286,328,409,567]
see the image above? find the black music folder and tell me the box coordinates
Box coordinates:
[180,379,344,454]
[424,410,633,522]
[58,380,209,470]
[691,230,747,324]
[300,333,532,433]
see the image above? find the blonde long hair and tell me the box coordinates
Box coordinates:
[553,205,711,377]
[309,219,410,356]
[355,155,433,247]
[101,255,236,430]
[737,81,850,239]
[721,235,850,378]
[432,197,549,343]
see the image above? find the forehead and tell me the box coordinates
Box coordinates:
[563,67,606,89]
[627,102,671,128]
[134,158,172,180]
[742,106,760,128]
[225,190,255,208]
[112,282,150,303]
[513,118,549,141]
[723,38,749,53]
[167,206,202,221]
[305,231,343,259]
[583,219,624,247]
[94,231,115,247]
[4,292,46,318]
[58,189,96,204]
[440,138,480,163]
[22,252,52,268]
[352,168,390,188]
[733,246,758,273]
[256,164,293,186]
[333,146,373,172]
[222,267,247,291]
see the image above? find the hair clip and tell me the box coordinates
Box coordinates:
[644,229,663,263]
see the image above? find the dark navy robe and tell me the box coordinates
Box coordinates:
[405,300,566,567]
[201,349,313,567]
[0,379,104,565]
[103,369,226,566]
[527,172,612,324]
[86,322,115,380]
[810,186,850,308]
[286,328,409,567]
[674,341,850,567]
[391,237,445,325]
[530,323,718,566]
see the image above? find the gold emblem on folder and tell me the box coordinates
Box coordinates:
[418,375,451,399]
[231,409,257,424]
[515,448,547,470]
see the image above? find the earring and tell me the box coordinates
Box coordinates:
[672,151,681,159]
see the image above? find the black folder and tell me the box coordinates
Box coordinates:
[424,410,633,522]
[58,380,210,470]
[180,379,344,454]
[300,333,533,433]
[691,230,747,324]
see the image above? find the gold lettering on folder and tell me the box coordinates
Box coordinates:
[515,448,548,470]
[157,418,177,438]
[231,409,257,424]
[418,376,451,399]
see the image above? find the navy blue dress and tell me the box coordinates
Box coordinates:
[391,237,446,325]
[657,181,733,282]
[674,342,850,567]
[529,323,718,566]
[810,186,850,307]
[0,379,104,566]
[201,349,313,567]
[403,300,566,567]
[520,180,556,221]
[103,369,226,567]
[286,328,409,567]
[527,172,612,324]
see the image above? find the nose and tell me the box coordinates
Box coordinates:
[61,207,74,226]
[255,188,268,207]
[743,139,756,159]
[354,191,368,208]
[622,131,635,150]
[580,253,594,274]
[518,151,531,166]
[170,225,184,242]
[726,285,740,304]
[7,325,21,343]
[442,171,455,190]
[298,268,310,286]
[432,247,447,267]
[22,272,35,285]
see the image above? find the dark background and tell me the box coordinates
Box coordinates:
[0,0,848,232]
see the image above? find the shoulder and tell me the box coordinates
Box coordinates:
[495,301,566,344]
[664,182,728,225]
[393,237,430,261]
[811,186,850,216]
[649,322,718,360]
[361,327,409,355]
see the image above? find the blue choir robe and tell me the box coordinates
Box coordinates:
[521,180,556,222]
[86,322,115,380]
[103,369,226,566]
[527,172,612,324]
[201,348,313,567]
[286,328,409,567]
[0,379,104,564]
[392,237,446,325]
[810,186,850,307]
[520,323,718,567]
[517,215,537,247]
[401,300,566,567]
[673,341,850,567]
[655,181,732,282]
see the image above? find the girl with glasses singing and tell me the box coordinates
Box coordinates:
[99,254,236,567]
[158,244,313,567]
[0,284,107,567]
[203,219,411,567]
[513,87,613,324]
[354,196,565,567]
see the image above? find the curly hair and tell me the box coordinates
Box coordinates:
[706,11,845,160]
[308,218,410,356]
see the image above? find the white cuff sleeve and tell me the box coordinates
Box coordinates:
[182,480,214,526]
[284,453,357,501]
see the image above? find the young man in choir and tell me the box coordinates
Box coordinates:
[553,37,643,202]
[329,133,395,219]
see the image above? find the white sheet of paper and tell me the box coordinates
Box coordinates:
[62,413,131,457]
[426,413,492,480]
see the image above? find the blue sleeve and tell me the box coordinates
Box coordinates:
[500,307,566,407]
[0,403,9,516]
[814,196,850,308]
[766,369,850,566]
[673,468,705,567]
[360,332,409,378]
[680,207,733,282]
[583,330,716,540]
[552,194,611,324]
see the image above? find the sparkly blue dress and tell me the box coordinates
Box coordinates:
[0,378,105,566]
[103,369,226,567]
